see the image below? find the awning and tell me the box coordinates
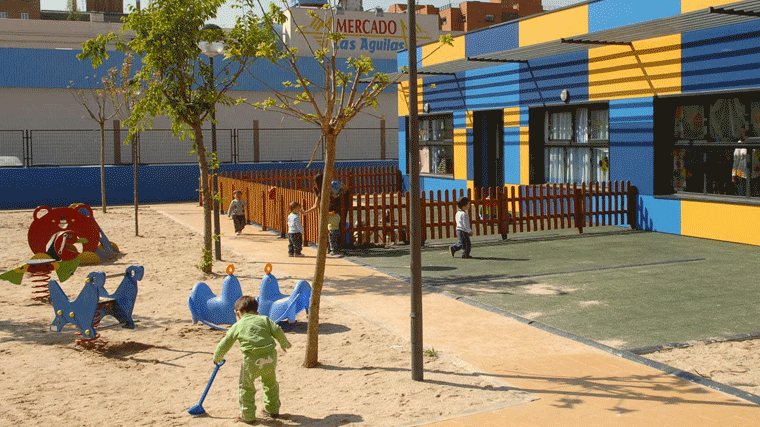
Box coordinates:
[423,0,760,72]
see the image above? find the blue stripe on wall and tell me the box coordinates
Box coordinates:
[465,22,518,57]
[0,161,396,210]
[0,47,397,91]
[637,195,680,234]
[609,97,654,195]
[398,116,407,175]
[682,22,760,94]
[588,0,680,33]
[519,51,588,106]
[423,74,467,113]
[464,63,521,111]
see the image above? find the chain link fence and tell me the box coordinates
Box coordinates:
[0,126,398,167]
[0,130,24,166]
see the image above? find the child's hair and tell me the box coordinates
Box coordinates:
[233,189,242,196]
[457,196,470,209]
[235,296,258,314]
[289,201,301,211]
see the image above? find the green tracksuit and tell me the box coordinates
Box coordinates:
[213,313,292,422]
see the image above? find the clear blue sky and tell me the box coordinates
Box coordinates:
[41,0,583,28]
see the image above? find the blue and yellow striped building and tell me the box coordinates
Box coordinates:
[398,0,760,245]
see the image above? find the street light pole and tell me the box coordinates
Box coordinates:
[210,54,221,261]
[199,23,224,261]
[407,1,423,381]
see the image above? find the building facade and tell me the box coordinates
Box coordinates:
[389,0,542,31]
[0,0,41,20]
[398,0,760,245]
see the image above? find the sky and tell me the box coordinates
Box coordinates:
[40,0,584,28]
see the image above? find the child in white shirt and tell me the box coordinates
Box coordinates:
[449,196,473,259]
[287,201,305,257]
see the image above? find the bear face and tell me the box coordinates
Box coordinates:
[28,205,100,256]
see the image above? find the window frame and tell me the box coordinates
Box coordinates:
[406,113,455,178]
[540,103,611,184]
[659,90,760,198]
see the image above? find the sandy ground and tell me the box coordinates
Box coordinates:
[0,206,528,427]
[647,340,760,396]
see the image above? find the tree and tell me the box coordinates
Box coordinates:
[67,0,82,21]
[79,0,275,272]
[242,1,397,368]
[69,54,136,214]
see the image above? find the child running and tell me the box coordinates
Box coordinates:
[227,190,247,235]
[213,296,292,424]
[449,196,473,259]
[287,201,305,257]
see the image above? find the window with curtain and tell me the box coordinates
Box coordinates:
[418,114,454,176]
[671,95,760,197]
[544,105,609,184]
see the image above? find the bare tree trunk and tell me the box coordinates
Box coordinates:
[304,131,337,368]
[100,123,107,213]
[194,124,213,274]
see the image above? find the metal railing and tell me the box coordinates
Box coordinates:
[0,126,398,167]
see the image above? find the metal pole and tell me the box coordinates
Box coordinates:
[407,0,423,382]
[211,55,222,260]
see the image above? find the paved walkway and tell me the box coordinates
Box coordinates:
[156,203,760,427]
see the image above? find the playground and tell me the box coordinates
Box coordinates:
[1,202,760,426]
[0,205,530,427]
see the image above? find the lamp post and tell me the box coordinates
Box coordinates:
[407,0,423,381]
[199,23,224,261]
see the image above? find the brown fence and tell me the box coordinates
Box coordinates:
[219,165,403,194]
[211,174,637,248]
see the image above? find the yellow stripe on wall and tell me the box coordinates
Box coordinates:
[398,79,424,117]
[681,0,738,13]
[421,36,465,67]
[681,200,760,246]
[588,34,681,100]
[453,129,468,180]
[519,4,588,47]
[520,126,530,185]
[503,108,520,128]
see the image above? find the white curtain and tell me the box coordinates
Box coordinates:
[550,112,573,140]
[710,98,745,142]
[546,147,565,183]
[590,109,609,140]
[568,147,591,183]
[575,108,588,144]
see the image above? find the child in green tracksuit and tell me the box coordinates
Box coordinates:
[213,296,292,424]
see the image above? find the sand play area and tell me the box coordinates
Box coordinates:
[0,206,533,427]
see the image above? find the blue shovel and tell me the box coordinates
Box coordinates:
[188,360,225,416]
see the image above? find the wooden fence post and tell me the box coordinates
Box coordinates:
[280,194,286,238]
[627,182,638,230]
[262,190,267,231]
[497,186,508,240]
[573,183,585,234]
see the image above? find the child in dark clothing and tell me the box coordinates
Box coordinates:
[449,196,473,258]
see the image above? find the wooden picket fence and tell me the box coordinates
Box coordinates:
[218,165,403,194]
[211,174,637,247]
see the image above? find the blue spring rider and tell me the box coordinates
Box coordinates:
[48,265,143,340]
[257,263,311,324]
[188,264,242,330]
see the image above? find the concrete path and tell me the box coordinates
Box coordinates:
[155,203,760,426]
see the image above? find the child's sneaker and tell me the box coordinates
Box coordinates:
[295,253,305,257]
[449,246,456,257]
[262,410,279,419]
[237,415,256,424]
[462,255,473,259]
[289,254,294,257]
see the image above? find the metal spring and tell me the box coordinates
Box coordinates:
[75,305,103,344]
[29,264,53,301]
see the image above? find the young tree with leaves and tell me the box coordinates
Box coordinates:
[69,71,125,214]
[79,0,275,272]
[243,1,405,368]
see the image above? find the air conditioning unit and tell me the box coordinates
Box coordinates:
[90,12,105,22]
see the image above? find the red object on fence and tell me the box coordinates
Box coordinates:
[268,187,276,200]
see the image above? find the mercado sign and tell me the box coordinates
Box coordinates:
[284,8,440,60]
